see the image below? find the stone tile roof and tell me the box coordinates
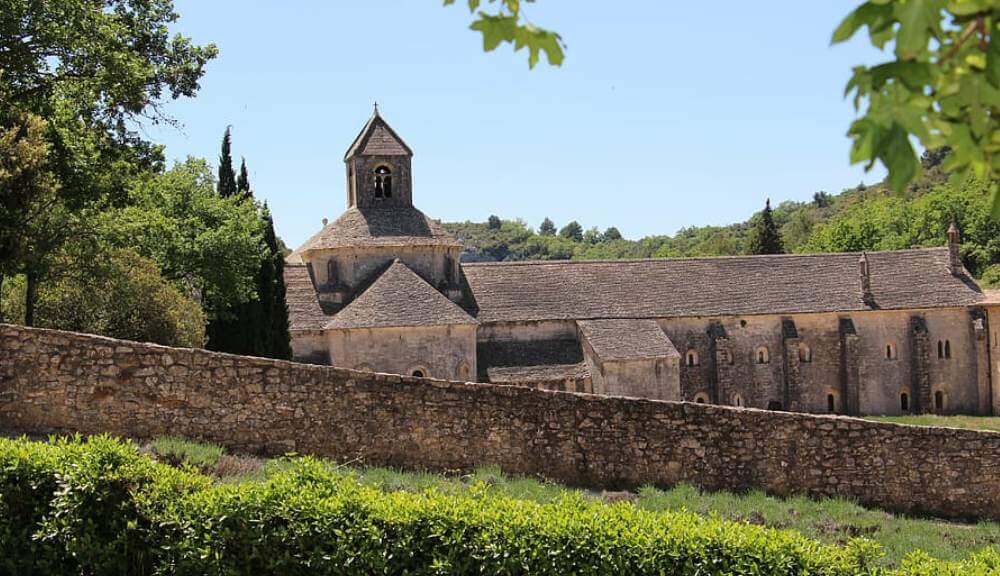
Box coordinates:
[326,260,476,330]
[477,339,586,382]
[289,207,462,259]
[486,363,591,384]
[984,290,1000,305]
[344,113,412,160]
[462,248,984,323]
[578,319,679,361]
[284,264,327,331]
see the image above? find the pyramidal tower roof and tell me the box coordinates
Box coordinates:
[326,259,476,329]
[344,104,413,160]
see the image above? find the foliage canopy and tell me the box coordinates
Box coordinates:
[831,1,998,217]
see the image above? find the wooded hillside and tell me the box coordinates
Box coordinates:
[445,150,999,287]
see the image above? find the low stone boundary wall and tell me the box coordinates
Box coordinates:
[1,323,998,519]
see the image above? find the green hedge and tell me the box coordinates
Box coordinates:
[0,436,997,575]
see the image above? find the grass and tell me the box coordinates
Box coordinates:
[140,436,1000,569]
[864,414,1000,433]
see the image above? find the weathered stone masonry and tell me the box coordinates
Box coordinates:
[2,323,1000,520]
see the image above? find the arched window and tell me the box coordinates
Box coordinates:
[885,342,897,360]
[767,400,783,411]
[326,259,338,286]
[693,391,710,404]
[732,393,744,407]
[411,369,425,378]
[934,390,945,412]
[944,340,951,359]
[798,344,812,363]
[900,392,909,412]
[937,340,944,359]
[686,350,699,367]
[456,360,471,381]
[409,365,430,378]
[755,346,769,364]
[373,165,392,198]
[827,393,836,413]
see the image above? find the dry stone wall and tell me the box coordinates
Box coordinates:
[1,323,999,519]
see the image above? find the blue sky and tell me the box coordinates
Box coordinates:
[148,1,886,247]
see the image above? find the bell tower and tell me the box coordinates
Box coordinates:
[344,104,414,209]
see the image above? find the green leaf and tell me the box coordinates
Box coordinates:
[848,118,881,167]
[864,60,934,93]
[470,13,518,52]
[881,123,920,191]
[832,2,894,44]
[894,0,944,60]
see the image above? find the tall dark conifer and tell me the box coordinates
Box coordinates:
[217,127,237,198]
[258,207,292,359]
[237,157,250,199]
[747,198,784,255]
[207,152,290,359]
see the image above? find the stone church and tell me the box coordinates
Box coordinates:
[286,110,1000,417]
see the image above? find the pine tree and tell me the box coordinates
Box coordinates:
[539,217,556,236]
[603,226,622,241]
[217,127,237,198]
[747,198,784,255]
[237,157,250,199]
[559,221,583,242]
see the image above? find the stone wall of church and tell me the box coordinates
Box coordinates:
[589,357,680,401]
[289,330,328,365]
[653,309,986,416]
[2,323,1000,520]
[987,305,999,414]
[483,308,985,415]
[327,324,476,381]
[309,245,462,302]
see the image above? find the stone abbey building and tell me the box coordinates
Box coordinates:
[286,111,1000,417]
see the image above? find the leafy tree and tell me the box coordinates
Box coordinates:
[583,226,601,244]
[0,112,61,324]
[813,192,832,208]
[804,175,999,276]
[444,0,564,69]
[0,0,216,322]
[983,263,1000,287]
[832,1,998,217]
[98,158,265,331]
[217,127,238,198]
[487,214,503,229]
[32,249,205,347]
[207,163,291,359]
[747,199,785,255]
[0,0,217,133]
[603,226,623,241]
[559,220,583,242]
[539,217,556,236]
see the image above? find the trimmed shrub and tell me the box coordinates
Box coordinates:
[0,435,996,575]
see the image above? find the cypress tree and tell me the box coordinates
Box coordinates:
[258,207,292,359]
[747,198,784,255]
[217,127,237,198]
[237,157,250,199]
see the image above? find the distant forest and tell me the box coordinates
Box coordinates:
[444,150,1000,287]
